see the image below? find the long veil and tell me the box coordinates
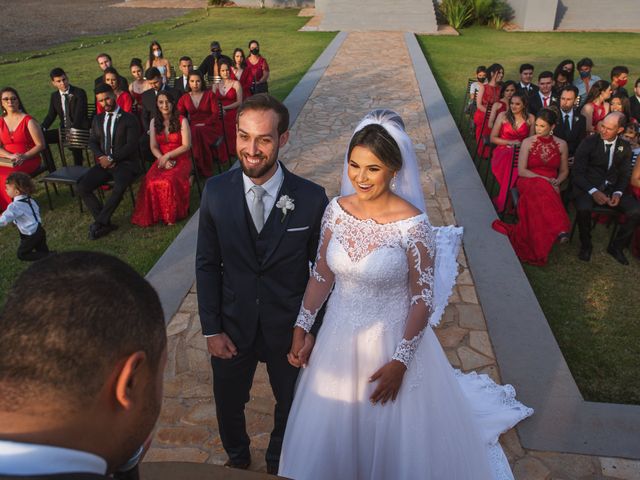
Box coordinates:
[340,109,463,327]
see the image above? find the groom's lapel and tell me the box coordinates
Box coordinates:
[260,163,296,267]
[229,169,258,260]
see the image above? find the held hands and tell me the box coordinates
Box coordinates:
[592,190,609,206]
[158,154,175,170]
[608,193,621,207]
[207,333,237,359]
[12,153,25,166]
[369,360,407,405]
[97,155,113,169]
[288,327,315,368]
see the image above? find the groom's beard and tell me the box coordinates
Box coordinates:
[240,144,280,179]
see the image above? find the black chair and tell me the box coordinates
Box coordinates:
[39,128,91,211]
[498,145,521,219]
[458,78,476,129]
[473,103,493,167]
[569,205,621,249]
[190,151,202,198]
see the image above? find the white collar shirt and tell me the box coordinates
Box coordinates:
[0,194,41,235]
[103,107,120,155]
[59,89,70,118]
[539,91,551,106]
[0,440,107,476]
[242,161,284,226]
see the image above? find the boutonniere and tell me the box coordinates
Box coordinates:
[617,145,624,152]
[275,195,295,223]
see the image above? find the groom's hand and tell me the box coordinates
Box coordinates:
[297,333,316,368]
[207,333,238,359]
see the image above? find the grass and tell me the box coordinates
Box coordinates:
[418,26,640,405]
[0,8,336,306]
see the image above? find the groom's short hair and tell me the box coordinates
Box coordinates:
[237,93,289,136]
[0,251,166,410]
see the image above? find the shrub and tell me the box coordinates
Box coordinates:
[439,0,474,29]
[439,0,513,29]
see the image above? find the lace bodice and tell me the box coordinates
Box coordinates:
[295,198,436,368]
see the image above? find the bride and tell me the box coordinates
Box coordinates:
[278,109,533,480]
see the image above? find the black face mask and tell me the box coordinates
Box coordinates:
[211,51,221,59]
[250,48,260,56]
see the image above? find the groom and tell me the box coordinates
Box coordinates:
[196,94,328,474]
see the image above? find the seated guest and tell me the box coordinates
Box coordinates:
[630,78,640,123]
[610,66,629,98]
[609,93,634,125]
[41,67,89,167]
[556,59,575,85]
[78,84,140,240]
[552,67,571,96]
[145,40,172,85]
[198,41,232,85]
[487,80,516,129]
[174,56,193,94]
[473,63,503,159]
[574,57,601,104]
[528,71,557,116]
[554,85,587,158]
[141,67,179,162]
[232,48,252,101]
[516,63,538,98]
[0,172,51,261]
[489,93,535,211]
[177,69,226,176]
[94,52,129,91]
[630,141,640,257]
[469,65,487,99]
[245,39,270,95]
[0,251,166,478]
[214,60,243,159]
[573,112,640,264]
[0,87,45,212]
[492,109,570,265]
[581,80,612,134]
[98,67,133,114]
[128,58,147,111]
[132,92,191,227]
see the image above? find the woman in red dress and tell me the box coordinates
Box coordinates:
[132,92,191,227]
[489,93,535,211]
[473,63,503,159]
[177,70,227,176]
[493,109,571,266]
[487,80,517,132]
[232,48,252,101]
[129,58,147,121]
[214,60,243,159]
[98,67,133,114]
[245,39,270,96]
[0,87,45,211]
[581,80,611,134]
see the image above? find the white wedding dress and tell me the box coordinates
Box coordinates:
[278,198,533,480]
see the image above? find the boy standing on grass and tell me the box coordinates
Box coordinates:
[0,172,52,261]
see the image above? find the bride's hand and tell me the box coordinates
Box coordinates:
[287,327,307,368]
[297,333,316,368]
[369,360,407,405]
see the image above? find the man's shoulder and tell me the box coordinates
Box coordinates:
[286,170,326,198]
[70,85,87,96]
[204,167,240,194]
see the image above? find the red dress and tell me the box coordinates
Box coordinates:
[0,115,41,211]
[589,102,607,129]
[232,67,252,102]
[215,85,238,157]
[473,84,500,159]
[245,56,269,97]
[97,91,133,114]
[177,91,227,177]
[491,120,530,211]
[131,118,191,227]
[492,136,570,265]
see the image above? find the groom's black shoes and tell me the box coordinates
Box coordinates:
[224,458,251,470]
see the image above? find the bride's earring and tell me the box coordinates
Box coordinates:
[390,175,397,191]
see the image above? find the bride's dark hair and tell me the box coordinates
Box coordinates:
[348,124,402,171]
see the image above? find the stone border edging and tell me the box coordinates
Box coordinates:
[404,32,640,459]
[145,31,347,325]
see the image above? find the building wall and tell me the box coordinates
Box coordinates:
[507,0,558,30]
[231,0,314,7]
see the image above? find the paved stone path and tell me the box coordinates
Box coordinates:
[145,32,640,480]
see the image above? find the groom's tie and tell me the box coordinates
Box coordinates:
[249,185,266,233]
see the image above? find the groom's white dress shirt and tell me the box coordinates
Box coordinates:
[0,440,107,475]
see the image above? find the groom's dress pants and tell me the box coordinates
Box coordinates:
[211,325,299,466]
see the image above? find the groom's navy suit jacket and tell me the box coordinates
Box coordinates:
[196,163,328,354]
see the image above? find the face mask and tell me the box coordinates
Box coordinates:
[153,50,161,58]
[250,48,260,55]
[617,79,628,87]
[212,51,221,59]
[579,70,590,79]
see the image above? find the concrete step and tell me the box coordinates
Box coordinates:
[318,0,437,33]
[556,0,640,30]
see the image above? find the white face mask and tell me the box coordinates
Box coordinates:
[153,50,162,58]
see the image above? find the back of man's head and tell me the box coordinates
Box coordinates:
[0,252,166,468]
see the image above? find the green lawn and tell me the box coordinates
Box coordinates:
[418,26,640,405]
[0,8,335,305]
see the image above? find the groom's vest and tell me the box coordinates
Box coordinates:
[243,197,272,265]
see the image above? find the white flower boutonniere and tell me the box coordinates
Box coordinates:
[617,145,624,152]
[276,194,295,223]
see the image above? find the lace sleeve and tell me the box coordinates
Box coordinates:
[392,220,436,368]
[295,203,336,332]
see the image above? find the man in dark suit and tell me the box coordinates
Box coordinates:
[41,67,89,166]
[174,56,193,94]
[516,63,539,99]
[528,71,558,116]
[0,251,166,479]
[630,77,640,123]
[573,112,640,264]
[554,85,586,157]
[197,40,232,83]
[94,52,129,91]
[77,84,140,240]
[196,94,328,474]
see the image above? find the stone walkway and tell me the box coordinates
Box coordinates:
[145,32,639,480]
